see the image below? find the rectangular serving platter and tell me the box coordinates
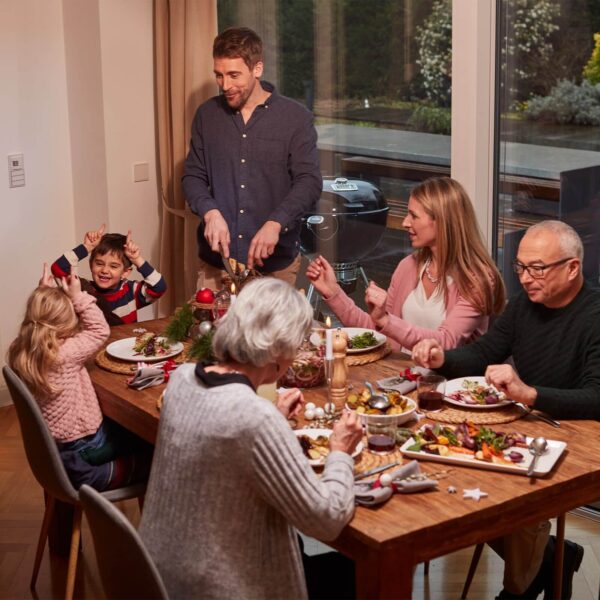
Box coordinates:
[399,433,566,477]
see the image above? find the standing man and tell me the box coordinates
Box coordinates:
[183,27,322,288]
[413,220,600,599]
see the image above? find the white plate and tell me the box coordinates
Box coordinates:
[400,427,566,477]
[342,328,387,354]
[105,337,184,363]
[444,376,512,409]
[295,428,363,467]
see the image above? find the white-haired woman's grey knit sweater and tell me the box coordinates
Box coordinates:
[139,364,355,599]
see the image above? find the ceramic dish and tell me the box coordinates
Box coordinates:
[295,428,363,467]
[105,337,184,363]
[444,376,512,409]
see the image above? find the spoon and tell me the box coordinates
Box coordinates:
[527,436,548,476]
[365,381,390,411]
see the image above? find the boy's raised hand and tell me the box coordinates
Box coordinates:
[59,266,82,299]
[124,230,144,267]
[83,223,106,253]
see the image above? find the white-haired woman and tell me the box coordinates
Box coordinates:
[139,278,362,599]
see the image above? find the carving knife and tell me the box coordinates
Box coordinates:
[219,244,238,285]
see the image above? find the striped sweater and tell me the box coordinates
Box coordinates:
[52,244,166,324]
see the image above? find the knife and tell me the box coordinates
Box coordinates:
[354,460,400,481]
[219,244,238,285]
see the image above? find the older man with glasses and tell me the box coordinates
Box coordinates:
[412,220,600,599]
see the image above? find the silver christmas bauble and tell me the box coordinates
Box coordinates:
[198,321,213,336]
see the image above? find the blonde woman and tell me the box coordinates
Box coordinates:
[306,177,506,351]
[8,265,151,490]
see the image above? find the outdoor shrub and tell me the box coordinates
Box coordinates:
[524,79,600,125]
[415,0,452,107]
[583,32,600,85]
[408,105,451,135]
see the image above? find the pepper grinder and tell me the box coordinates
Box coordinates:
[329,328,348,410]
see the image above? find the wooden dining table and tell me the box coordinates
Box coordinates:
[90,318,600,599]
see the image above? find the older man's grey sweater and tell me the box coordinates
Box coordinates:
[139,364,355,599]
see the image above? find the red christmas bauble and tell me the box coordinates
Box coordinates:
[195,288,215,303]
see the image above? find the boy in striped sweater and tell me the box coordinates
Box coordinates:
[52,224,167,325]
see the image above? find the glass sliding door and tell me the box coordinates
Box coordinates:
[217,1,452,310]
[495,0,600,298]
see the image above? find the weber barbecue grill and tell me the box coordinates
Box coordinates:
[300,177,389,305]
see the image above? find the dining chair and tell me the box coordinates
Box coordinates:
[79,484,168,599]
[2,366,146,600]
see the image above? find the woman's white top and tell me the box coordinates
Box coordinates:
[401,264,449,341]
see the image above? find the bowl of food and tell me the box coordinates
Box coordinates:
[346,388,417,426]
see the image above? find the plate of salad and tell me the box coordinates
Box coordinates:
[106,335,183,363]
[444,376,512,409]
[342,328,387,354]
[400,422,566,477]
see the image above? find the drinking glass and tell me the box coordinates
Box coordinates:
[417,375,446,411]
[212,293,230,320]
[365,418,396,455]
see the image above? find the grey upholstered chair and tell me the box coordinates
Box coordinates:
[80,484,168,599]
[2,366,146,600]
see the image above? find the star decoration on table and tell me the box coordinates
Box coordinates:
[462,487,488,501]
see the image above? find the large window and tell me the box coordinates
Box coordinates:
[218,1,452,309]
[495,0,600,295]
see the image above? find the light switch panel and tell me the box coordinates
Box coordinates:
[8,154,25,188]
[133,162,149,183]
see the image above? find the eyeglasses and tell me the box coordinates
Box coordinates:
[512,257,574,279]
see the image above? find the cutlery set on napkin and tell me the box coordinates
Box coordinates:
[354,460,438,506]
[376,367,432,395]
[127,360,179,390]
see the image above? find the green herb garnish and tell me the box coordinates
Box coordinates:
[349,331,378,349]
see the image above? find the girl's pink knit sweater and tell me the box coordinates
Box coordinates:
[37,292,110,442]
[325,254,490,351]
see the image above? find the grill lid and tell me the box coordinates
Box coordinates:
[319,177,387,215]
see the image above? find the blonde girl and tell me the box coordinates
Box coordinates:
[306,177,506,351]
[8,265,150,490]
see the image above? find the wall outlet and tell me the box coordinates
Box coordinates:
[8,154,25,188]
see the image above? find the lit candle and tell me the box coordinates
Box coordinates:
[230,283,237,305]
[325,316,333,360]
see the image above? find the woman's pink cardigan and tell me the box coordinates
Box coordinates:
[324,254,489,351]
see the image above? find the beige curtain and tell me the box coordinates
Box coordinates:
[154,0,218,315]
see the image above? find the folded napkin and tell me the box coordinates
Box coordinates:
[127,360,178,390]
[376,367,433,395]
[354,460,438,507]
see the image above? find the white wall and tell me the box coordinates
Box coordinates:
[0,0,160,405]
